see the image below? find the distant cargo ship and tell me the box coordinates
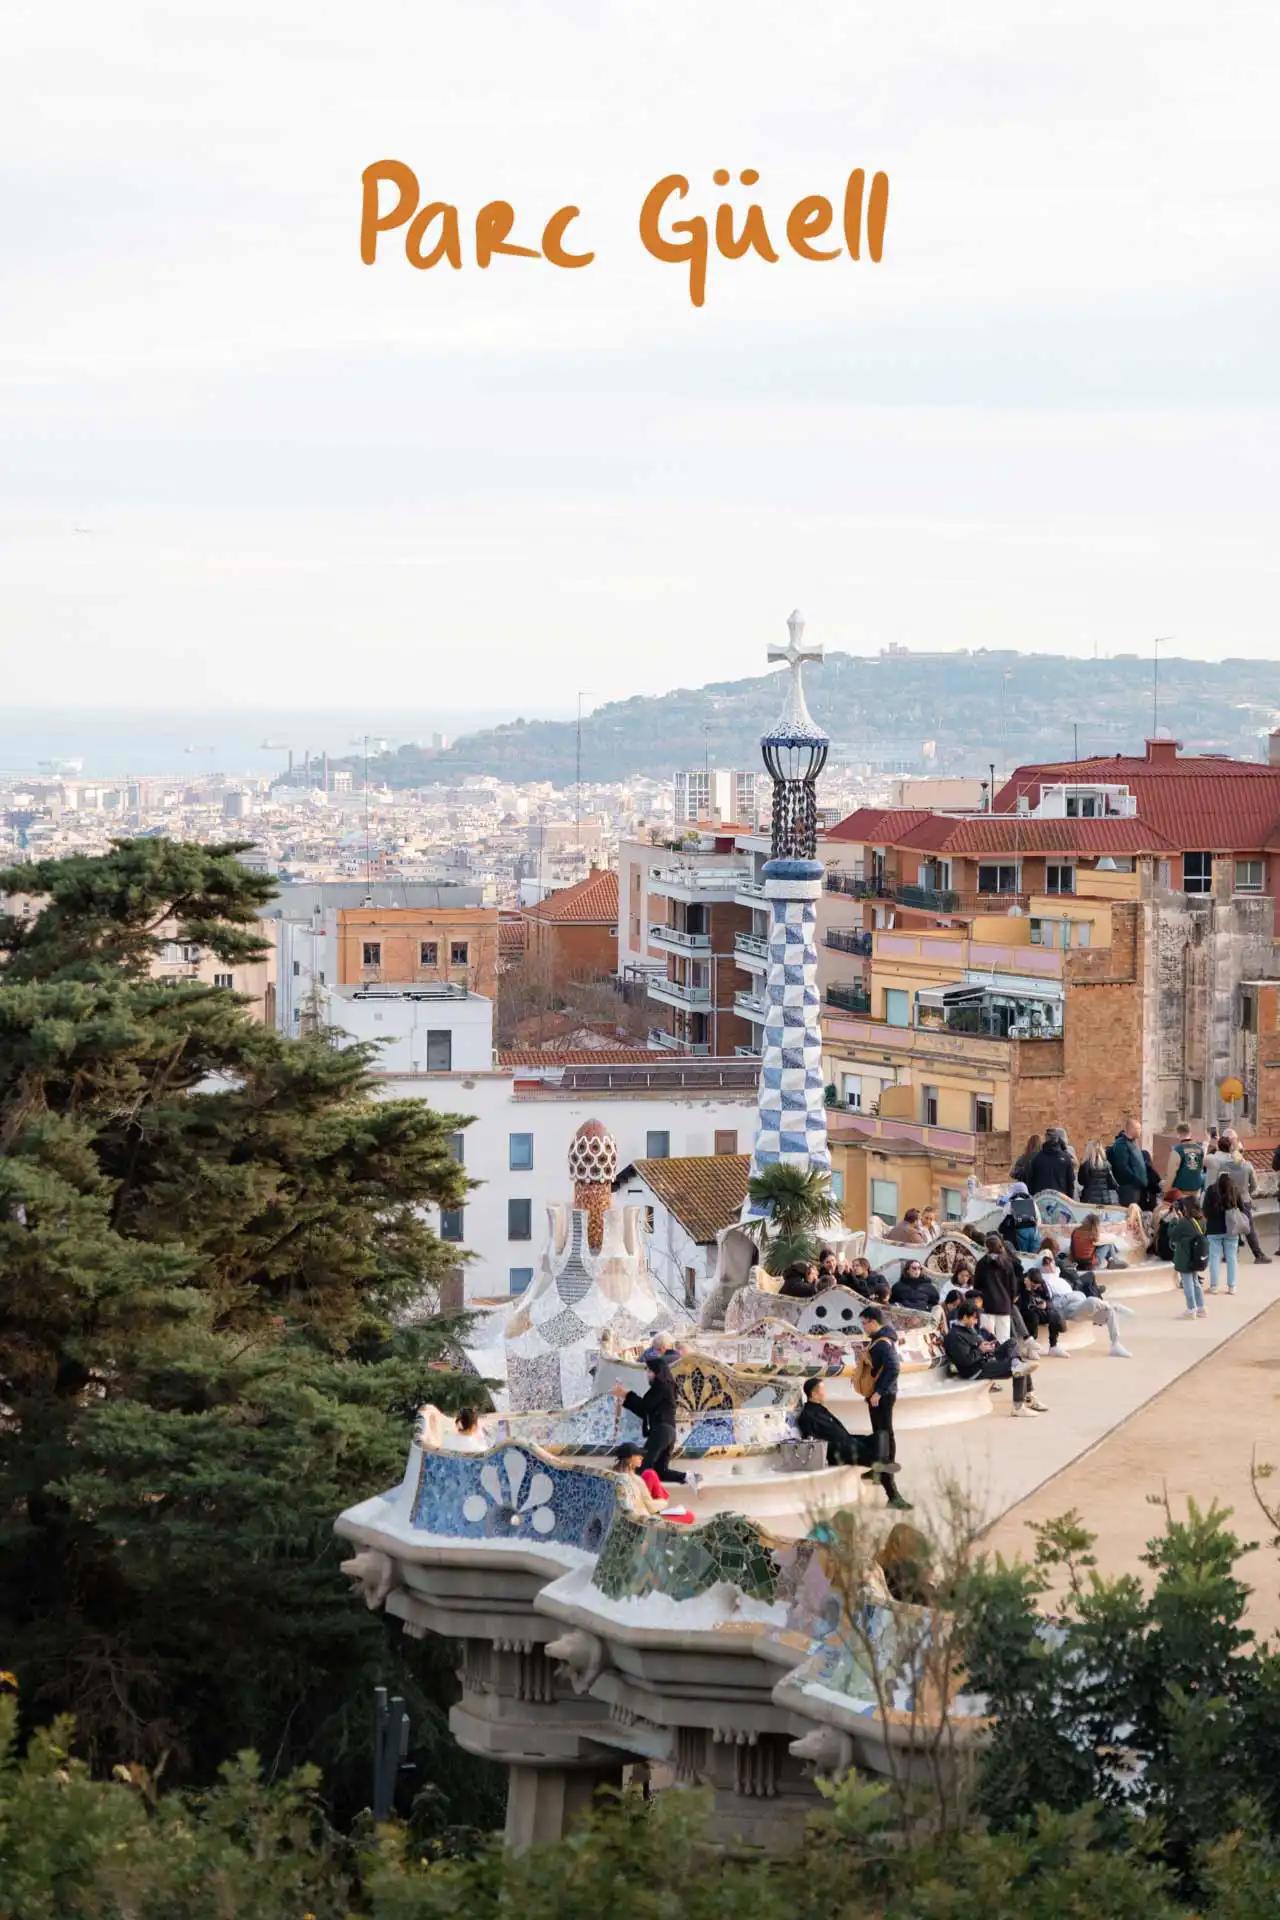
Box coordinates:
[37,757,84,774]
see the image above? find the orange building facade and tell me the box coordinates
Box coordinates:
[336,905,499,998]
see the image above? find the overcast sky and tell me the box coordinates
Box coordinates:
[4,1,1279,712]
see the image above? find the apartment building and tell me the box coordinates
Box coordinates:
[820,737,1280,1166]
[521,867,618,980]
[673,768,763,830]
[642,830,764,1057]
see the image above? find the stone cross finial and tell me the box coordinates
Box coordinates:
[768,609,824,682]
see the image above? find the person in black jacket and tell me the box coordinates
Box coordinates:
[943,1305,1042,1412]
[779,1260,823,1299]
[614,1358,689,1484]
[858,1309,911,1509]
[973,1233,1018,1343]
[888,1259,940,1314]
[1016,1265,1068,1357]
[1028,1133,1075,1196]
[796,1376,876,1470]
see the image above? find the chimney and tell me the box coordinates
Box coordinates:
[1269,729,1280,767]
[1145,738,1180,766]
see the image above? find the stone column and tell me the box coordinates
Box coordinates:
[504,1760,625,1851]
[745,856,831,1214]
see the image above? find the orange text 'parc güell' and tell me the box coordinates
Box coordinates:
[359,164,889,307]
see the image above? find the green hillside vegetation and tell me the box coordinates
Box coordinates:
[281,649,1278,791]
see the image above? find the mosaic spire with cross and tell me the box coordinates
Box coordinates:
[743,610,832,1220]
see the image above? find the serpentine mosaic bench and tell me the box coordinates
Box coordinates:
[724,1283,942,1351]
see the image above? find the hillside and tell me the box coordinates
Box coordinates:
[280,650,1279,789]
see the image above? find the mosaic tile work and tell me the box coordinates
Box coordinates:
[594,1506,784,1604]
[494,1389,795,1459]
[1033,1190,1144,1256]
[744,861,831,1214]
[725,1284,941,1355]
[411,1441,619,1556]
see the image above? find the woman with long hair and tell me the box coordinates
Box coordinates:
[1203,1170,1241,1295]
[1078,1140,1119,1205]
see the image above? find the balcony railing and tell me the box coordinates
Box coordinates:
[735,1042,762,1058]
[650,865,749,896]
[648,1026,711,1055]
[824,870,872,897]
[647,975,712,1009]
[734,989,769,1022]
[649,922,711,953]
[826,983,871,1014]
[734,931,769,961]
[823,927,872,956]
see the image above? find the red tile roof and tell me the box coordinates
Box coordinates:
[826,807,934,843]
[499,918,527,952]
[892,815,1178,856]
[498,1046,666,1067]
[994,748,1280,852]
[628,1154,751,1242]
[523,868,619,923]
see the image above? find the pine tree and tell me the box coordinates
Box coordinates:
[0,840,500,1822]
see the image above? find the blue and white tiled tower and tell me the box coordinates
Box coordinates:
[744,611,832,1219]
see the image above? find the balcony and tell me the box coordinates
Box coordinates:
[826,983,871,1014]
[734,989,769,1024]
[649,864,750,905]
[733,930,769,973]
[734,877,767,910]
[648,1027,711,1055]
[647,974,712,1011]
[649,921,712,956]
[824,869,872,897]
[823,927,872,957]
[735,1042,762,1058]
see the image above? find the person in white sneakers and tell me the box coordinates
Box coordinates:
[1039,1252,1132,1357]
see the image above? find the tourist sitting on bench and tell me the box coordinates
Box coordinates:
[1039,1253,1132,1357]
[845,1255,888,1300]
[1015,1266,1069,1359]
[943,1303,1046,1415]
[613,1442,694,1524]
[795,1376,877,1469]
[888,1258,940,1313]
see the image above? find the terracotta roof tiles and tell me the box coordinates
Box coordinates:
[523,868,619,923]
[498,1047,664,1068]
[627,1153,751,1244]
[994,752,1280,852]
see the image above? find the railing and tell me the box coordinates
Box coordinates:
[826,983,871,1014]
[647,1026,713,1054]
[735,1042,762,1058]
[823,927,872,956]
[824,870,872,897]
[734,931,769,960]
[650,864,750,893]
[649,922,711,952]
[734,990,769,1021]
[646,976,711,1008]
[735,877,766,899]
[895,883,958,913]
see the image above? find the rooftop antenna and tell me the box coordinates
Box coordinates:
[1153,636,1172,737]
[1073,721,1079,761]
[574,691,596,844]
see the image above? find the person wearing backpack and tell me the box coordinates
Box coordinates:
[1165,1122,1206,1200]
[998,1189,1041,1254]
[1166,1197,1209,1317]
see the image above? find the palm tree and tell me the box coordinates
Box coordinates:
[745,1163,841,1273]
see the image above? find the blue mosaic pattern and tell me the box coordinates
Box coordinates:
[745,860,830,1216]
[411,1442,619,1555]
[494,1391,796,1459]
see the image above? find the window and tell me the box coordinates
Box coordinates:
[922,1084,939,1126]
[1235,859,1264,894]
[977,863,1018,895]
[509,1132,534,1170]
[884,988,910,1028]
[439,1207,464,1241]
[941,1185,963,1219]
[829,1168,845,1204]
[509,1268,534,1293]
[684,1267,698,1310]
[1183,852,1212,895]
[1029,919,1044,947]
[1076,922,1091,948]
[450,941,469,966]
[362,941,382,966]
[213,972,233,989]
[713,1129,738,1155]
[870,1178,899,1220]
[508,1198,532,1240]
[318,970,326,985]
[292,959,301,977]
[973,1096,994,1133]
[1045,864,1075,895]
[1189,1077,1203,1118]
[842,1074,862,1111]
[646,1130,671,1159]
[447,1131,465,1164]
[420,939,439,965]
[426,1029,452,1071]
[1156,859,1172,890]
[1241,992,1258,1034]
